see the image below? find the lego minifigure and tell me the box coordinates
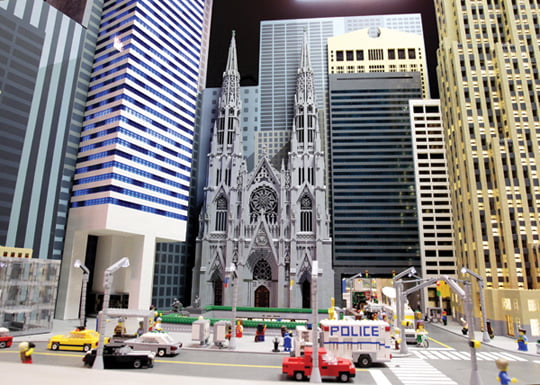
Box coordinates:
[235,320,243,338]
[193,295,200,309]
[283,333,292,352]
[416,322,428,347]
[272,336,280,352]
[461,318,469,335]
[171,298,182,312]
[153,317,163,332]
[392,327,401,350]
[487,320,495,339]
[18,342,35,364]
[136,320,145,336]
[255,323,266,342]
[114,317,126,336]
[517,328,528,351]
[495,358,517,384]
[442,309,447,326]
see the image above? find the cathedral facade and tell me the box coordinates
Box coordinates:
[192,31,334,309]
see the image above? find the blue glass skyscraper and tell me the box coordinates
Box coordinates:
[56,0,213,319]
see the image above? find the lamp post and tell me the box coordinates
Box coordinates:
[393,266,416,355]
[463,280,483,385]
[74,259,90,329]
[461,266,490,343]
[310,261,321,383]
[94,257,130,370]
[225,263,238,349]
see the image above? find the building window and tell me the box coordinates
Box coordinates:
[408,48,416,59]
[356,50,364,61]
[336,51,344,61]
[250,186,278,224]
[215,195,227,231]
[388,49,395,60]
[300,195,313,232]
[253,259,272,281]
[217,117,224,145]
[368,49,383,61]
[346,50,354,61]
[398,49,406,59]
[528,299,538,312]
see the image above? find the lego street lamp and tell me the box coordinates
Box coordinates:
[73,259,90,329]
[462,280,483,385]
[94,257,130,370]
[461,266,491,343]
[310,260,321,383]
[225,263,238,349]
[393,266,416,354]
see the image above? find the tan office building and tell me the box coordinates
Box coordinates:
[435,0,540,337]
[328,27,430,98]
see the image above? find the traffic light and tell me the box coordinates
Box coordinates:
[441,281,451,297]
[365,270,369,278]
[436,280,451,297]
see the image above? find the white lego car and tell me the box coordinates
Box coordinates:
[123,332,182,357]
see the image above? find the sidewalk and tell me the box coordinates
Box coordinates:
[11,317,291,355]
[12,316,540,356]
[428,317,539,357]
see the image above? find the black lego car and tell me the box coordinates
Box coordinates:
[83,343,155,369]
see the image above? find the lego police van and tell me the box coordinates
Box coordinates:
[319,319,392,368]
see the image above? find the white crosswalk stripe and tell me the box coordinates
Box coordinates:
[388,357,457,385]
[412,349,528,361]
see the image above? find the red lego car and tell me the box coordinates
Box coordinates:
[0,327,13,349]
[282,347,356,382]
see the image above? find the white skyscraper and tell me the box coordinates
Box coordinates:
[56,0,213,319]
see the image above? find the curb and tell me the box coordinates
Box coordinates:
[430,322,539,357]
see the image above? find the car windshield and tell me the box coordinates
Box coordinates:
[116,346,131,354]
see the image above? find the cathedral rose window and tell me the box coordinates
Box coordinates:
[250,186,278,223]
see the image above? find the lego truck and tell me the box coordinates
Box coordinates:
[282,347,356,382]
[319,319,392,367]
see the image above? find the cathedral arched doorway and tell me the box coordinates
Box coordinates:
[301,280,311,309]
[255,285,270,307]
[213,278,223,306]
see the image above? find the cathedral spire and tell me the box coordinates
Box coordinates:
[219,31,240,110]
[300,27,311,71]
[226,30,238,75]
[296,29,314,106]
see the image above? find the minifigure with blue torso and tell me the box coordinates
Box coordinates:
[496,358,517,384]
[517,328,528,351]
[283,333,292,352]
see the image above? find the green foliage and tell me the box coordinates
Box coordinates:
[161,306,327,329]
[203,305,326,314]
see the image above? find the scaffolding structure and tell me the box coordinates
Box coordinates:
[0,255,60,335]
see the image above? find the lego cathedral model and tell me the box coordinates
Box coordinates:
[192,31,334,309]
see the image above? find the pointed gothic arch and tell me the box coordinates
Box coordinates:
[300,193,313,232]
[210,269,223,306]
[301,280,311,309]
[215,194,228,231]
[254,285,270,307]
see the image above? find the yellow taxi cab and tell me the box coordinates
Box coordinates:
[48,328,104,352]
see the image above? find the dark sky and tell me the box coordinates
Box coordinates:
[207,0,439,96]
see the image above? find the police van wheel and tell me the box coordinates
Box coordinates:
[357,355,372,368]
[338,372,350,382]
[294,371,304,381]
